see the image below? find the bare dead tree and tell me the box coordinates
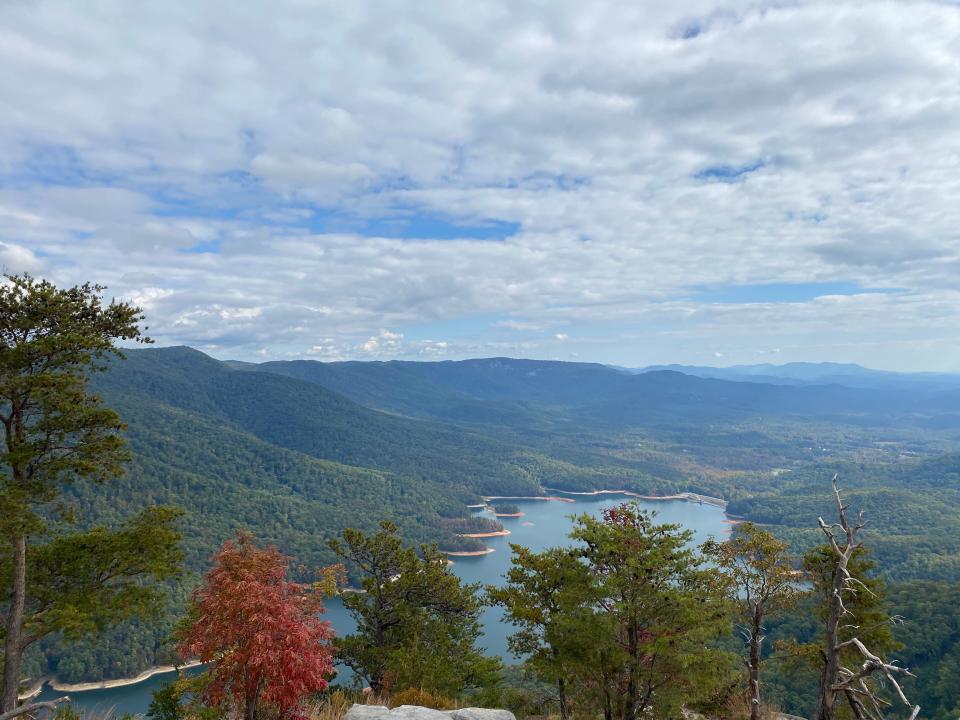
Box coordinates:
[814,476,919,720]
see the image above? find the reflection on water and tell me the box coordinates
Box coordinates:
[36,495,727,716]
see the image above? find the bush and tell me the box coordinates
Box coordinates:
[390,688,456,710]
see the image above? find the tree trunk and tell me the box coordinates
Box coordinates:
[602,678,613,720]
[748,608,763,720]
[245,694,258,720]
[815,552,847,720]
[557,677,569,720]
[369,671,384,698]
[2,534,27,713]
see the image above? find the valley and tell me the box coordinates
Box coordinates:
[29,346,960,717]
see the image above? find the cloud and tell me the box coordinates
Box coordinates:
[0,241,44,274]
[3,1,960,369]
[358,329,405,356]
[554,333,569,341]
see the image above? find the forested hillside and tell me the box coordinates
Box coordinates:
[42,346,960,699]
[82,347,960,584]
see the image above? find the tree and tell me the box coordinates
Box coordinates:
[488,545,594,720]
[329,521,498,698]
[148,681,184,720]
[178,532,335,720]
[570,504,735,720]
[812,478,918,720]
[0,273,182,714]
[703,522,800,720]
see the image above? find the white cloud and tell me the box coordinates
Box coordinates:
[2,1,960,369]
[358,329,405,356]
[0,241,44,273]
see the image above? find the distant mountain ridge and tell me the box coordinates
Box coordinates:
[234,354,960,428]
[634,361,960,392]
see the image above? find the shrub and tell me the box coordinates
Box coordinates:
[390,688,456,710]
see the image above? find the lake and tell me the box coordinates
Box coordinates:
[35,494,729,716]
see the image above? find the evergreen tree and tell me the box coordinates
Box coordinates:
[0,274,182,714]
[488,545,594,720]
[329,521,498,698]
[703,522,800,720]
[570,503,736,720]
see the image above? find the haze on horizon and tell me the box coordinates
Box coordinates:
[3,1,960,371]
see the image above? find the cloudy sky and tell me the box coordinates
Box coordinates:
[3,1,960,369]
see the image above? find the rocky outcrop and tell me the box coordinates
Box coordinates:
[345,705,517,720]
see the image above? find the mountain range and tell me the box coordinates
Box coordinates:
[70,346,960,578]
[635,361,960,392]
[46,347,960,688]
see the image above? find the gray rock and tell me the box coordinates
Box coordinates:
[446,708,516,720]
[389,706,454,720]
[345,705,391,720]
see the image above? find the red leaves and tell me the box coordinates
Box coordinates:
[179,532,336,719]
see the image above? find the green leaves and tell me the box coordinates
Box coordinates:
[22,507,183,643]
[330,521,498,697]
[494,503,737,720]
[0,273,178,707]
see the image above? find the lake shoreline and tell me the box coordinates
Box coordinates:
[544,488,728,510]
[458,529,511,538]
[444,547,496,556]
[45,661,203,693]
[482,495,575,503]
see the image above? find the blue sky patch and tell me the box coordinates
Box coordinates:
[309,210,519,241]
[695,159,766,183]
[691,281,899,304]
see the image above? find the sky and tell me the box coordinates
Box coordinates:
[2,1,960,370]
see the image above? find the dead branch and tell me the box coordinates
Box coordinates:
[814,477,920,720]
[0,697,70,720]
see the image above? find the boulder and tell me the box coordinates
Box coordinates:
[345,704,516,720]
[389,706,454,720]
[446,709,516,720]
[345,705,391,720]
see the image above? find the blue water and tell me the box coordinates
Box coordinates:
[35,495,728,716]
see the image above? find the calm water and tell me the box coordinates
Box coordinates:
[36,495,728,716]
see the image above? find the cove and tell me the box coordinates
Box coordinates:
[34,495,729,716]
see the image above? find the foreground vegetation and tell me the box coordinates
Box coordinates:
[4,274,960,719]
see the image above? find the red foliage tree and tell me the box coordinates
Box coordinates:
[179,532,336,720]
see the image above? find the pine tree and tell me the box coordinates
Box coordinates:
[703,522,800,720]
[488,545,594,720]
[0,274,182,715]
[570,504,736,720]
[329,521,498,698]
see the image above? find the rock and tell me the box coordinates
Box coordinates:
[345,705,391,720]
[346,703,516,720]
[446,709,516,720]
[389,706,454,720]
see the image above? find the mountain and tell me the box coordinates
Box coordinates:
[80,347,960,578]
[44,346,960,690]
[240,356,960,428]
[85,347,688,568]
[636,361,960,392]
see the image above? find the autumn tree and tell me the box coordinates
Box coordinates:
[488,545,594,720]
[703,522,800,720]
[811,479,918,720]
[179,532,335,720]
[0,274,182,715]
[329,521,498,698]
[571,504,736,720]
